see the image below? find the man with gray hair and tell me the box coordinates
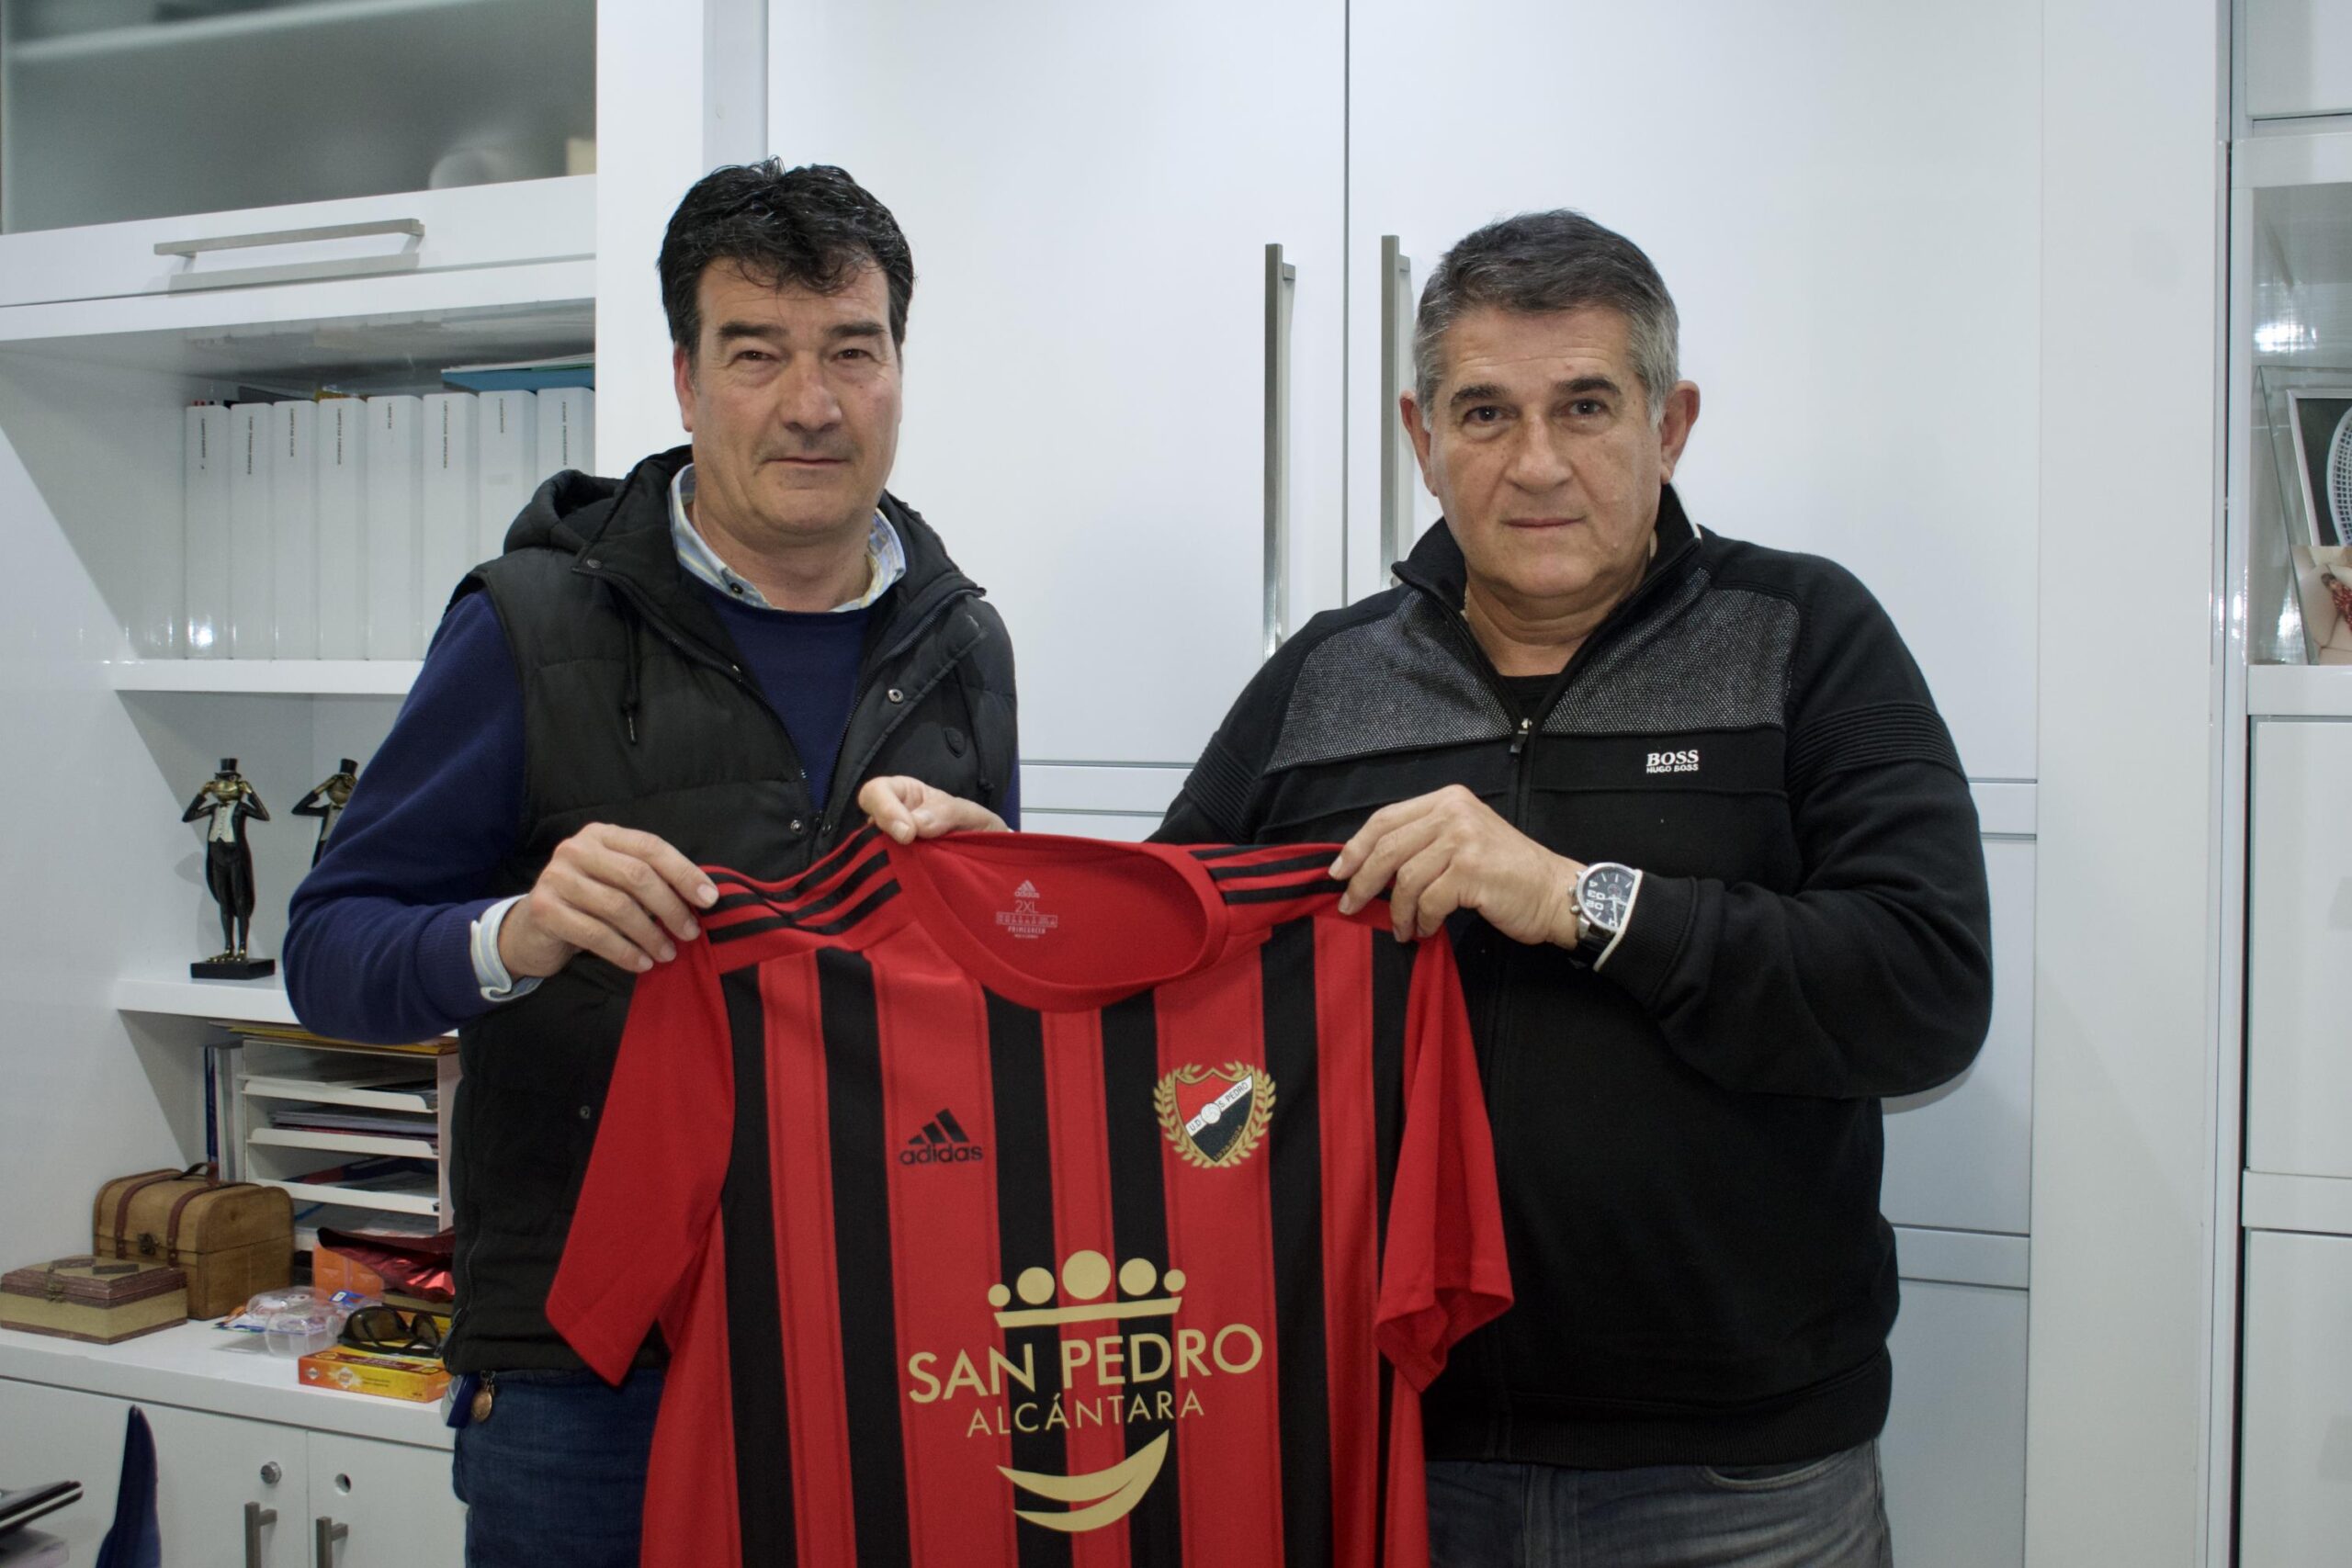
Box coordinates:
[1151,209,1993,1562]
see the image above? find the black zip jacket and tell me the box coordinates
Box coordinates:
[447,446,1016,1372]
[1155,485,1992,1466]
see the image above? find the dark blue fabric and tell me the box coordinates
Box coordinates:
[93,1407,159,1568]
[452,1368,662,1568]
[698,580,868,814]
[284,592,526,1043]
[286,587,1020,1045]
[1427,1445,1893,1567]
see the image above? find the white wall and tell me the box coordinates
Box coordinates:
[2030,1,2227,1562]
[0,362,207,1268]
[594,0,768,467]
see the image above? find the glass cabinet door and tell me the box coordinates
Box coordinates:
[2248,181,2352,666]
[0,0,594,234]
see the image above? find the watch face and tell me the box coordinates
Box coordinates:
[1578,863,1638,934]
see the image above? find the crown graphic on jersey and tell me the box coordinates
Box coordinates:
[1012,880,1040,900]
[987,1249,1185,1329]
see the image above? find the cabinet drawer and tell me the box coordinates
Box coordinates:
[2245,719,2352,1179]
[1880,1280,2028,1568]
[2240,1230,2352,1564]
[0,177,593,310]
[1883,837,2034,1234]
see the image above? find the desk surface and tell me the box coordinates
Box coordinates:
[0,1322,450,1450]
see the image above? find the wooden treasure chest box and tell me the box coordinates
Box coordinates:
[92,1166,292,1318]
[0,1256,187,1343]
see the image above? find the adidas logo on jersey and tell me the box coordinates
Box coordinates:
[901,1108,987,1166]
[1012,880,1040,899]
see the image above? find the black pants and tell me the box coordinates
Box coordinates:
[205,839,254,950]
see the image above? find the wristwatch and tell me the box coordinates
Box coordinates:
[1571,862,1640,959]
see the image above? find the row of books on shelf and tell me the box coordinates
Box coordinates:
[166,386,595,661]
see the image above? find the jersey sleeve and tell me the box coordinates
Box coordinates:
[546,934,735,1383]
[1372,931,1512,1392]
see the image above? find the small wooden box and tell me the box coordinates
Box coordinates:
[93,1167,292,1318]
[0,1257,187,1344]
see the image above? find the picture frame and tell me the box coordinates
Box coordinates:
[2284,388,2352,549]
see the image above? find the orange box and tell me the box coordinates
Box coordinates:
[310,1244,386,1301]
[297,1346,451,1403]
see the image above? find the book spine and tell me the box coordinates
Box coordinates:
[474,389,538,562]
[226,403,274,660]
[184,404,232,659]
[541,388,594,479]
[271,401,320,660]
[363,395,424,660]
[314,400,367,660]
[418,392,479,643]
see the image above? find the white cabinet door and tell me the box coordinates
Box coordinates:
[1881,1280,2028,1568]
[767,0,1347,770]
[0,179,594,311]
[1345,0,2042,783]
[0,1384,314,1566]
[1882,838,2034,1234]
[2245,0,2352,119]
[141,1403,309,1568]
[0,1381,130,1560]
[2241,1230,2352,1566]
[306,1431,466,1568]
[2246,719,2352,1179]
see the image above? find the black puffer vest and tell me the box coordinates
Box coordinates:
[446,446,1016,1372]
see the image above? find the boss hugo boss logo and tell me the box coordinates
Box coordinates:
[1645,748,1701,775]
[901,1108,987,1166]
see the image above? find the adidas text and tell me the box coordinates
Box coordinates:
[902,1109,988,1166]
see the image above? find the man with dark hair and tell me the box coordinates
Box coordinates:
[1152,209,1994,1563]
[285,160,1018,1567]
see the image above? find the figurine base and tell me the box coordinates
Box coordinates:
[190,957,276,981]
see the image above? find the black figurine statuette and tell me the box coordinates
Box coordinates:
[183,757,273,979]
[293,758,359,867]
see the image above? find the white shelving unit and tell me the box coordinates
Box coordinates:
[231,1045,455,1224]
[0,0,750,1551]
[113,978,299,1026]
[2216,28,2352,1559]
[108,661,423,696]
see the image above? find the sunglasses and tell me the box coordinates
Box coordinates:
[339,1305,447,1358]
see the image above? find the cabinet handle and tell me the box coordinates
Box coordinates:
[1263,243,1298,659]
[243,1501,277,1568]
[313,1515,348,1566]
[1379,235,1419,574]
[153,219,426,292]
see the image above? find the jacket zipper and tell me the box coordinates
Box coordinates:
[1392,532,1701,1412]
[818,604,990,840]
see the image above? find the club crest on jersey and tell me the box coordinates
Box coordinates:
[1154,1062,1276,1169]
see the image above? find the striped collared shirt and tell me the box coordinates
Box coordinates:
[668,463,905,613]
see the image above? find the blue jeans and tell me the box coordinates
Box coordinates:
[1428,1440,1893,1568]
[450,1368,663,1568]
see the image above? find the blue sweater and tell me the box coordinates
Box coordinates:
[284,585,1015,1042]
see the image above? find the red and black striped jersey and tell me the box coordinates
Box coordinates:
[549,828,1510,1568]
